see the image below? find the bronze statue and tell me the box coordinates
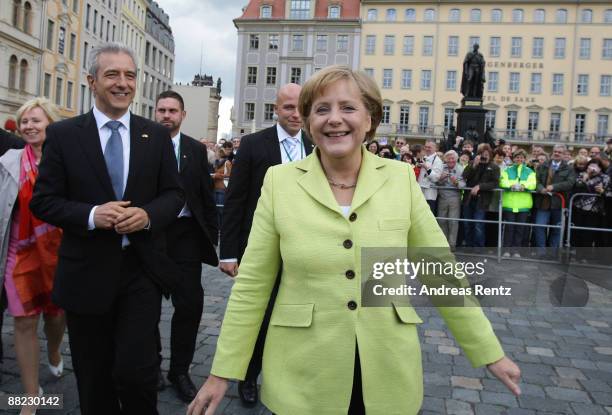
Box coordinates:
[461,44,486,99]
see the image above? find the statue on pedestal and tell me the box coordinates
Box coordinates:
[461,44,486,99]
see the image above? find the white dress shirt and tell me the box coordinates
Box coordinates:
[277,124,305,163]
[171,132,192,218]
[87,106,131,246]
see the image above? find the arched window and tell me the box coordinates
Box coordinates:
[491,9,502,23]
[512,9,524,23]
[580,9,592,23]
[8,55,18,89]
[260,5,271,18]
[405,8,415,22]
[328,5,340,19]
[366,9,377,21]
[424,8,435,22]
[470,9,481,22]
[534,9,545,23]
[19,59,28,91]
[12,0,22,28]
[606,9,612,23]
[556,9,567,23]
[386,8,396,21]
[23,2,32,34]
[449,8,460,22]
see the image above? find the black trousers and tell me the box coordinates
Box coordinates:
[66,248,161,415]
[164,217,206,375]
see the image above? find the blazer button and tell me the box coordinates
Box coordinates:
[345,270,355,279]
[347,300,357,310]
[343,239,353,249]
[349,212,357,222]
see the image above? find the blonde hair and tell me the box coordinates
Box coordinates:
[298,65,382,141]
[16,97,60,126]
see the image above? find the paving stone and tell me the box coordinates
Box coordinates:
[421,396,445,413]
[587,321,609,328]
[594,347,612,356]
[452,388,481,403]
[525,347,555,357]
[480,391,518,407]
[555,366,586,380]
[452,376,483,390]
[571,358,598,370]
[579,379,612,393]
[474,403,506,414]
[425,329,447,337]
[569,403,609,415]
[446,398,474,415]
[518,395,572,413]
[592,392,612,406]
[544,386,591,403]
[439,345,460,355]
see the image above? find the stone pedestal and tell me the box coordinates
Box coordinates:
[456,98,487,142]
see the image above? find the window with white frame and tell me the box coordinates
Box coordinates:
[528,112,539,136]
[489,37,500,57]
[366,9,377,21]
[446,71,457,90]
[530,73,542,94]
[424,9,435,22]
[264,103,275,121]
[507,111,517,132]
[289,0,310,19]
[365,35,375,55]
[386,8,396,21]
[444,108,455,129]
[579,38,591,59]
[605,10,612,23]
[550,113,561,135]
[449,8,460,22]
[247,66,257,85]
[603,39,612,59]
[448,36,458,56]
[419,107,429,131]
[381,105,390,124]
[328,5,340,18]
[555,9,567,23]
[511,37,522,57]
[384,35,395,55]
[245,103,255,121]
[470,9,481,22]
[485,110,496,128]
[469,36,480,49]
[487,72,498,92]
[581,9,592,23]
[552,74,564,95]
[290,67,302,84]
[534,9,545,23]
[292,34,304,51]
[554,38,566,58]
[423,36,433,56]
[509,72,520,93]
[601,75,612,96]
[268,34,279,49]
[401,69,412,89]
[364,68,374,78]
[266,67,276,85]
[577,74,589,95]
[336,34,348,51]
[399,106,410,130]
[382,69,393,89]
[405,8,416,22]
[491,9,502,23]
[260,5,271,18]
[316,34,327,51]
[420,70,432,90]
[403,36,414,55]
[532,37,544,58]
[597,114,609,137]
[575,114,586,137]
[512,9,523,23]
[249,34,259,49]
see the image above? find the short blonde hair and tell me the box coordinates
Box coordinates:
[298,65,382,141]
[16,97,60,126]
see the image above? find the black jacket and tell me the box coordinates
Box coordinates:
[534,161,575,210]
[0,128,24,156]
[30,111,184,314]
[462,161,501,211]
[219,126,314,261]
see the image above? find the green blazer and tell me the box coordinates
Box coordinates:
[211,148,504,415]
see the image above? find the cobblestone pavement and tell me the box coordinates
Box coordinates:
[1,259,611,414]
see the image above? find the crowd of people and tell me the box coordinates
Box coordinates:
[366,136,612,259]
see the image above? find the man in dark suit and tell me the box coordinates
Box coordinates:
[30,43,183,415]
[154,90,219,402]
[218,83,313,406]
[0,128,24,155]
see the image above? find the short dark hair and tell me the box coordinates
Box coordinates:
[156,90,185,111]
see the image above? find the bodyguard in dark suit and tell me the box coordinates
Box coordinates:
[154,91,218,402]
[30,43,183,415]
[218,83,313,406]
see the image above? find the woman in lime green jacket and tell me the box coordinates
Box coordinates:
[499,149,537,257]
[188,66,521,415]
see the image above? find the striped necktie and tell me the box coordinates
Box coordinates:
[284,137,300,162]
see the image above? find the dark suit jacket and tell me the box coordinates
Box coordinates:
[30,111,184,315]
[0,128,24,156]
[220,125,314,261]
[176,133,218,266]
[462,162,501,210]
[534,161,576,210]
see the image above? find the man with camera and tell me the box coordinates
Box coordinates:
[417,139,444,214]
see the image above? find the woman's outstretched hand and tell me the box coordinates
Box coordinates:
[187,375,229,415]
[487,356,521,396]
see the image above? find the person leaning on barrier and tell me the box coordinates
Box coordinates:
[572,158,610,260]
[188,64,521,415]
[436,150,465,249]
[462,144,500,248]
[533,145,575,250]
[499,149,536,258]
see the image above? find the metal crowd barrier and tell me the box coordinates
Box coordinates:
[566,192,612,248]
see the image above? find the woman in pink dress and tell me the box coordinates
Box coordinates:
[0,98,65,415]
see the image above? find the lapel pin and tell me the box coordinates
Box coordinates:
[141,133,149,139]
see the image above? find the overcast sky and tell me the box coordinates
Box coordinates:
[159,0,245,138]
